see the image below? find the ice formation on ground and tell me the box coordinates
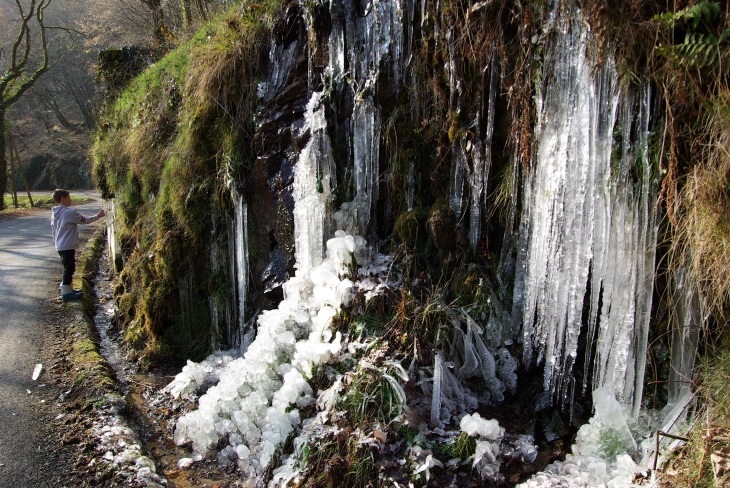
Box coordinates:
[460,412,504,482]
[429,312,519,427]
[170,231,399,478]
[164,350,240,400]
[517,388,689,488]
[412,447,444,482]
[86,396,166,487]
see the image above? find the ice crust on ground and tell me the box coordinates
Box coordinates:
[170,232,397,478]
[518,388,650,488]
[90,398,166,487]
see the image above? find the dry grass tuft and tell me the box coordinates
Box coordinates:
[672,92,730,318]
[659,351,730,487]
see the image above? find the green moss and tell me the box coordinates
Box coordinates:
[91,5,280,359]
[393,206,429,246]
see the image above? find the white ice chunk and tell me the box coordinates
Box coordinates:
[460,413,502,440]
[32,364,42,381]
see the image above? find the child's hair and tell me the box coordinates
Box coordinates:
[52,189,70,203]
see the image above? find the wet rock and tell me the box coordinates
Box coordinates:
[539,410,570,443]
[272,3,302,45]
[262,249,288,302]
[533,392,552,414]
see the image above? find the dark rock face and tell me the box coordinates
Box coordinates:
[227,0,513,351]
[244,5,309,318]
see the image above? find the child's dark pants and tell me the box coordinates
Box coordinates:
[58,250,76,286]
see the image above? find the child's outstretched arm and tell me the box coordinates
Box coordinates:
[70,208,106,224]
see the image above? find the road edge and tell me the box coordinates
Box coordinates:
[63,225,166,487]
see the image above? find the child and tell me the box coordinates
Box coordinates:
[51,189,105,302]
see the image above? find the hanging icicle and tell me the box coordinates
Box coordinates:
[514,13,658,414]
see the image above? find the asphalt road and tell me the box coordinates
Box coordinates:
[0,194,103,487]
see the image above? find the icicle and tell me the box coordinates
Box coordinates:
[431,352,443,425]
[352,93,380,229]
[469,137,484,250]
[667,268,701,409]
[406,160,415,212]
[449,138,467,220]
[591,82,658,413]
[234,194,250,351]
[516,11,658,412]
[469,50,498,251]
[629,81,659,417]
[293,92,335,271]
[327,0,346,81]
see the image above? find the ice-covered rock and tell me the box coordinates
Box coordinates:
[169,232,397,478]
[460,413,502,440]
[164,350,239,399]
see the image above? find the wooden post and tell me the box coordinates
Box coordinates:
[8,134,33,207]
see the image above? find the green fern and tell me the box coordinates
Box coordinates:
[655,1,720,29]
[654,1,730,74]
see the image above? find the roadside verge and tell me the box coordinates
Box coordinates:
[59,226,165,487]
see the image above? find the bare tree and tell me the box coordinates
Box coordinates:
[0,0,54,210]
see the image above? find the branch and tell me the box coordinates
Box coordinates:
[3,0,54,108]
[46,26,84,36]
[10,0,36,73]
[1,1,36,95]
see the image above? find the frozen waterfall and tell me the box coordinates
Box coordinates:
[513,16,658,414]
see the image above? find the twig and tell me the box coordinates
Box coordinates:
[653,430,691,471]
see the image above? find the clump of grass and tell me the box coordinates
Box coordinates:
[672,92,730,320]
[345,437,377,487]
[300,430,377,488]
[660,350,730,487]
[434,432,476,461]
[339,361,409,425]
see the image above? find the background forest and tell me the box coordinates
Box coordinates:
[0,0,227,193]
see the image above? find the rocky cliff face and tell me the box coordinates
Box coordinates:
[92,0,730,484]
[96,0,667,419]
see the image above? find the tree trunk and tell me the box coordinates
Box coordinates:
[71,89,96,128]
[9,134,33,207]
[180,0,192,26]
[9,142,18,208]
[48,98,73,130]
[0,111,6,211]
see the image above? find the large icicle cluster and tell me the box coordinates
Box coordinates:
[292,91,336,272]
[171,231,393,477]
[512,12,658,412]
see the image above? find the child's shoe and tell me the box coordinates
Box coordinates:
[61,290,83,302]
